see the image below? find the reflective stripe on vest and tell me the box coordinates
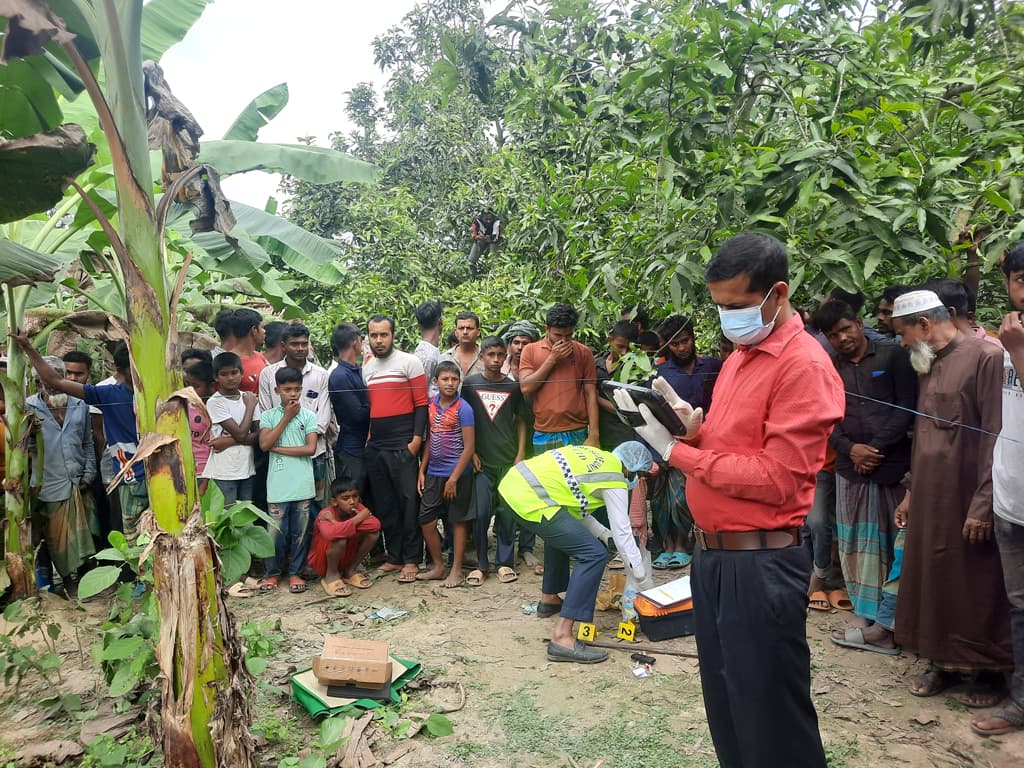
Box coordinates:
[498,445,627,523]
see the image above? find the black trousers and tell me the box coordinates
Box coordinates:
[692,543,826,768]
[365,446,422,565]
[334,451,369,499]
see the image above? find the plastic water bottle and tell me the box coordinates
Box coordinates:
[621,548,654,622]
[622,585,639,621]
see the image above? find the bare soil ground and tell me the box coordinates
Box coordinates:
[1,559,1021,768]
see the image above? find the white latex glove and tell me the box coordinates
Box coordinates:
[580,514,612,545]
[630,559,648,581]
[651,377,704,439]
[611,389,677,461]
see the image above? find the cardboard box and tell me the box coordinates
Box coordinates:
[312,637,391,688]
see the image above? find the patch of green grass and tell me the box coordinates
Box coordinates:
[944,696,970,713]
[446,740,499,761]
[253,707,311,758]
[0,740,16,768]
[488,688,716,768]
[824,736,859,768]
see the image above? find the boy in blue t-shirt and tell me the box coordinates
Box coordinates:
[417,361,475,588]
[12,336,148,542]
[258,366,318,594]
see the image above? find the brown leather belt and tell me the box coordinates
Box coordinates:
[694,527,802,551]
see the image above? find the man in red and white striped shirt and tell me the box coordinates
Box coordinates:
[363,315,429,582]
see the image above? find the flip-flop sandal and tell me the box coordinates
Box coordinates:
[320,578,352,597]
[227,582,255,598]
[258,577,279,593]
[952,686,1008,709]
[910,667,959,698]
[808,591,831,611]
[971,703,1024,736]
[652,552,674,570]
[465,569,485,587]
[497,566,519,584]
[397,567,419,583]
[607,554,625,570]
[344,572,372,589]
[827,589,854,611]
[829,627,900,656]
[288,577,307,594]
[667,552,692,569]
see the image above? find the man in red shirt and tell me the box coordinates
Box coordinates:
[231,308,268,394]
[621,233,844,768]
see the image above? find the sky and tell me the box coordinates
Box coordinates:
[160,0,434,207]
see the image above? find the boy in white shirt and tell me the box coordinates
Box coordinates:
[202,352,260,504]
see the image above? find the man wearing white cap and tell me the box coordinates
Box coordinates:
[890,289,1012,705]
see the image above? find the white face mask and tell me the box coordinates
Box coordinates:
[717,286,781,346]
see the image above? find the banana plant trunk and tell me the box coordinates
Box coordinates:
[20,2,258,765]
[1,283,36,598]
[124,278,254,768]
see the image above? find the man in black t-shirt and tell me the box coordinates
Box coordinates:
[461,336,528,582]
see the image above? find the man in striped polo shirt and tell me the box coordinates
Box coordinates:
[363,315,429,582]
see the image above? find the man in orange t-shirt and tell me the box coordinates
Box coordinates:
[518,303,599,454]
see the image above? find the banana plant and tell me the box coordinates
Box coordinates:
[0,2,371,765]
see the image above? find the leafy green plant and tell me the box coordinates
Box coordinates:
[92,584,159,705]
[238,619,284,676]
[613,351,655,385]
[81,729,159,768]
[202,483,277,585]
[372,693,455,739]
[77,529,150,602]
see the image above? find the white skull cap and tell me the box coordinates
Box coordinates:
[891,290,944,318]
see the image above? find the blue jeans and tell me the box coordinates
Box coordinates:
[265,498,314,578]
[803,471,835,578]
[516,507,608,622]
[214,476,254,507]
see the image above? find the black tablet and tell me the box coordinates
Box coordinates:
[600,380,686,436]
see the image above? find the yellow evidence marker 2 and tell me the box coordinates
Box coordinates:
[616,621,637,641]
[577,622,598,641]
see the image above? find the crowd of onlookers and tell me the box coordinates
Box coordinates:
[4,241,1022,738]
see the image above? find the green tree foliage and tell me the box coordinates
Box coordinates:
[288,0,1022,340]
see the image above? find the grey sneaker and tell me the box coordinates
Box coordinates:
[546,640,609,664]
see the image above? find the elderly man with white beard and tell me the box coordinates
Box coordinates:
[891,290,1013,709]
[24,356,97,597]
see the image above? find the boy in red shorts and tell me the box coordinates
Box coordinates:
[308,478,381,597]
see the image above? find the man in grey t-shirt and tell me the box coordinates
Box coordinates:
[414,300,443,397]
[973,242,1024,737]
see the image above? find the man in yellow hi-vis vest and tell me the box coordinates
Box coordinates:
[499,441,653,663]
